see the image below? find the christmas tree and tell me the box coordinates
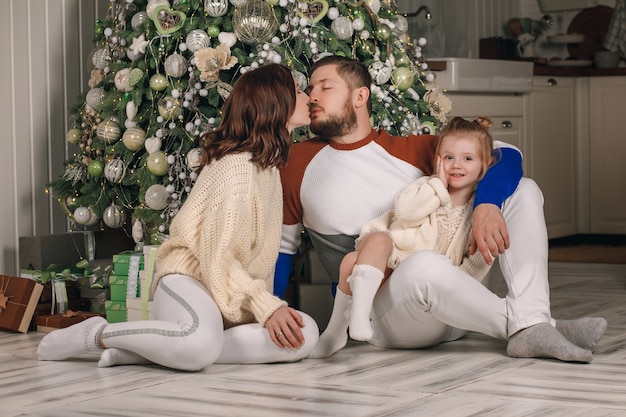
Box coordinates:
[48,0,451,246]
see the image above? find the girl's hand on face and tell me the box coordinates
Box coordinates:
[436,155,448,188]
[266,306,305,349]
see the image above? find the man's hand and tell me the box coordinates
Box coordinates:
[470,203,509,264]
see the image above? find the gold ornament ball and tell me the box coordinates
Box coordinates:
[67,128,82,145]
[232,0,279,45]
[96,119,122,144]
[375,24,392,41]
[149,73,168,91]
[147,151,169,176]
[122,127,147,151]
[392,67,414,91]
[158,96,182,120]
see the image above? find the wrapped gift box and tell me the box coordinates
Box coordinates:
[105,300,127,323]
[0,275,44,333]
[109,275,140,301]
[126,298,154,321]
[19,230,134,271]
[112,252,143,276]
[36,310,105,333]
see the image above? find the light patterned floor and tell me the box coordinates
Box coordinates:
[2,262,625,417]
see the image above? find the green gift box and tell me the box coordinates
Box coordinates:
[109,275,139,301]
[105,300,127,323]
[112,252,144,275]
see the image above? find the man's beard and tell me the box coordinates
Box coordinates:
[310,100,358,139]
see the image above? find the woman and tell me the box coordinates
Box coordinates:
[37,64,318,370]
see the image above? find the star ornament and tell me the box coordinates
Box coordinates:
[0,290,11,311]
[130,34,149,57]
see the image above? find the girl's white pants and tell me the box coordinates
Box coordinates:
[370,178,553,348]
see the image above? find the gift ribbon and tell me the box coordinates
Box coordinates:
[142,247,158,320]
[126,253,142,299]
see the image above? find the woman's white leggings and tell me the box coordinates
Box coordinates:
[369,178,554,349]
[100,274,319,371]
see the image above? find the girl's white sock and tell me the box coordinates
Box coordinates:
[348,264,384,341]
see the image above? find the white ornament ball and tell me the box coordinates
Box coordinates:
[327,7,339,20]
[114,68,133,92]
[85,208,100,226]
[186,148,203,170]
[364,0,381,15]
[122,126,147,151]
[229,0,247,6]
[131,11,150,30]
[205,0,229,16]
[352,18,365,31]
[186,29,211,53]
[73,207,92,225]
[145,184,169,210]
[103,204,126,229]
[393,15,409,34]
[331,17,354,40]
[164,53,188,78]
[104,158,127,183]
[146,0,170,19]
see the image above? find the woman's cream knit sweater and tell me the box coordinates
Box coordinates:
[153,152,287,328]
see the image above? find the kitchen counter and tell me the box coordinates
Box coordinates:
[533,66,626,77]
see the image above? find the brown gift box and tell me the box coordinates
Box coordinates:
[0,275,44,333]
[36,310,105,333]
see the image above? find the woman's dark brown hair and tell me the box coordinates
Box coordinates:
[199,64,296,170]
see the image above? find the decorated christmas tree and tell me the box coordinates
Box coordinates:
[48,0,451,246]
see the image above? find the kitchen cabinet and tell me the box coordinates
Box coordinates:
[588,76,626,234]
[524,76,578,238]
[446,93,526,163]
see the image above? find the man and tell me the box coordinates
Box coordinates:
[277,55,606,362]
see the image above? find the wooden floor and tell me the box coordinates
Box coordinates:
[2,262,626,417]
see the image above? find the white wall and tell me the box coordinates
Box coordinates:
[0,0,108,276]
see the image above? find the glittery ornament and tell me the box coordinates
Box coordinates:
[86,88,105,109]
[67,128,82,145]
[92,48,111,69]
[232,0,278,45]
[158,96,182,119]
[164,53,188,78]
[330,17,354,40]
[149,73,168,91]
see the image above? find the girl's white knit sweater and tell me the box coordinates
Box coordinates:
[153,152,287,328]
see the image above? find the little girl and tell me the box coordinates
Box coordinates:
[310,116,498,358]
